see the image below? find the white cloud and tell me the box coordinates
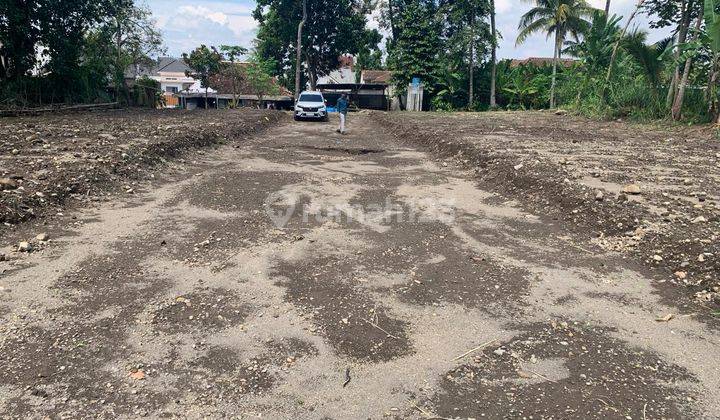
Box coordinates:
[148,0,670,60]
[178,5,229,26]
[495,0,512,14]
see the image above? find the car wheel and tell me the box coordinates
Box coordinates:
[322,115,329,122]
[294,116,300,121]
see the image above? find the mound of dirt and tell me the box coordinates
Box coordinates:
[374,111,719,312]
[0,108,286,235]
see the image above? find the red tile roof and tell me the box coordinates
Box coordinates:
[361,70,392,84]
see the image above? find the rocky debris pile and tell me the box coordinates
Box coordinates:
[0,109,284,233]
[375,111,719,311]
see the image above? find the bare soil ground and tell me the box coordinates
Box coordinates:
[0,108,283,230]
[376,111,720,315]
[0,111,719,419]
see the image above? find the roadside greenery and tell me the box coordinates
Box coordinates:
[0,0,163,107]
[252,0,380,91]
[376,0,720,123]
[3,0,720,123]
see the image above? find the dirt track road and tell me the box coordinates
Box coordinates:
[1,114,719,419]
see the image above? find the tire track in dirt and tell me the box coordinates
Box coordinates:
[0,113,718,418]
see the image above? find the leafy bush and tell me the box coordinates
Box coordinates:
[132,77,164,108]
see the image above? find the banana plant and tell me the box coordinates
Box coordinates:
[704,0,720,121]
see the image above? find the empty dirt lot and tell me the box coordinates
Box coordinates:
[0,111,719,419]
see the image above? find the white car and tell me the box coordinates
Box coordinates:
[294,91,329,122]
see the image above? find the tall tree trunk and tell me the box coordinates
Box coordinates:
[306,53,317,90]
[605,0,645,94]
[205,86,209,110]
[490,0,497,109]
[550,32,559,109]
[601,0,645,101]
[233,72,238,108]
[294,0,307,100]
[604,0,611,15]
[672,10,704,121]
[707,56,719,121]
[667,0,691,108]
[115,15,123,103]
[467,7,475,109]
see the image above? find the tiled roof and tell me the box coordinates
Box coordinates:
[124,57,191,79]
[361,70,392,84]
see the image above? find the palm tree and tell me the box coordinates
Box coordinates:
[622,30,673,97]
[516,0,594,108]
[564,10,620,103]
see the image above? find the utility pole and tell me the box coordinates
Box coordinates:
[294,0,307,101]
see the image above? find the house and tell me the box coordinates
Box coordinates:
[316,56,357,85]
[509,57,577,68]
[175,93,294,110]
[176,62,294,110]
[125,57,211,108]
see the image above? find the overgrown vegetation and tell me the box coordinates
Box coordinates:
[3,0,719,123]
[375,0,720,123]
[0,0,163,108]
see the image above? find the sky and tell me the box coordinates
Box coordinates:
[146,0,671,60]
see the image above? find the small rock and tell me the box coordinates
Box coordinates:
[514,163,524,170]
[0,253,5,262]
[595,191,604,201]
[698,254,706,262]
[554,109,567,116]
[129,370,146,380]
[0,178,18,190]
[11,149,19,155]
[18,242,33,252]
[691,216,707,224]
[493,348,506,356]
[623,184,641,195]
[652,255,663,262]
[36,233,49,242]
[674,271,687,280]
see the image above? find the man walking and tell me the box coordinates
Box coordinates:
[336,93,349,134]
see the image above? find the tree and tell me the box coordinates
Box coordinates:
[671,9,704,120]
[254,0,373,92]
[0,0,165,107]
[441,0,492,109]
[490,0,499,108]
[295,0,307,99]
[219,45,249,107]
[0,0,40,82]
[516,0,595,108]
[604,0,646,90]
[565,10,620,75]
[183,45,223,109]
[38,0,109,102]
[245,52,280,107]
[622,30,673,97]
[386,0,443,100]
[354,28,384,83]
[100,0,165,104]
[643,0,703,107]
[564,10,620,102]
[704,0,720,121]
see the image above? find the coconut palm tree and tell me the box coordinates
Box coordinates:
[516,0,595,108]
[622,30,673,97]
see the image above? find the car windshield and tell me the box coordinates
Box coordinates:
[299,94,323,103]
